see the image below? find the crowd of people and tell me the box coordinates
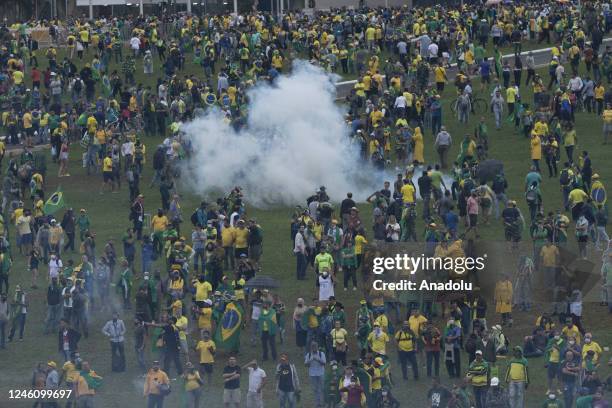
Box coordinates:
[0,1,611,407]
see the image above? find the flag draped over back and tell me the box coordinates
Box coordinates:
[43,188,65,215]
[214,302,243,351]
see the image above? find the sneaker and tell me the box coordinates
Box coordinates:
[352,287,357,291]
[344,287,348,291]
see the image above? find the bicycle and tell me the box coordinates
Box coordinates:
[450,94,488,115]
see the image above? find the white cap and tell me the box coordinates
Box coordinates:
[490,377,499,386]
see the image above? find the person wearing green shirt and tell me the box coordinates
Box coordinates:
[257,302,277,361]
[530,217,549,269]
[339,240,357,291]
[542,393,565,407]
[314,247,334,274]
[467,351,490,408]
[77,210,91,242]
[116,259,132,311]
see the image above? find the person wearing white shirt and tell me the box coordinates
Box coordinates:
[294,226,307,280]
[394,95,407,118]
[130,36,140,57]
[385,216,401,242]
[428,42,439,63]
[102,312,127,372]
[245,360,266,408]
[48,255,63,280]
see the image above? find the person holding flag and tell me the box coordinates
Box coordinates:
[43,188,66,216]
[214,296,244,355]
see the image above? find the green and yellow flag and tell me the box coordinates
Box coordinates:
[214,301,243,352]
[43,188,65,215]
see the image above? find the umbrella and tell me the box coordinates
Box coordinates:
[476,159,504,183]
[244,275,280,289]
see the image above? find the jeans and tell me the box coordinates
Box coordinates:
[8,314,26,340]
[193,248,205,273]
[508,381,526,408]
[398,350,419,379]
[426,350,440,377]
[296,252,307,280]
[147,394,165,408]
[187,388,201,408]
[473,386,489,408]
[278,390,296,408]
[261,331,277,361]
[44,303,62,334]
[64,232,75,252]
[596,226,610,250]
[136,346,146,372]
[163,350,183,376]
[563,382,575,408]
[309,375,324,407]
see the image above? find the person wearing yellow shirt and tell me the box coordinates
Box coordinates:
[195,331,216,383]
[395,321,419,380]
[408,309,428,338]
[101,154,114,193]
[434,65,447,92]
[365,26,376,49]
[75,361,102,406]
[568,187,588,210]
[603,103,612,144]
[400,179,416,204]
[221,219,236,270]
[595,83,605,115]
[330,320,348,365]
[196,300,213,335]
[182,362,203,403]
[87,116,98,135]
[144,361,170,404]
[12,70,24,86]
[582,333,602,363]
[530,132,542,172]
[561,319,582,345]
[233,219,249,259]
[367,322,389,355]
[271,51,283,71]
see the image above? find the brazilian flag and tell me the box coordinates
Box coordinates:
[205,93,217,106]
[214,301,243,351]
[43,188,65,215]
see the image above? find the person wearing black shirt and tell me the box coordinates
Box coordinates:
[418,170,433,221]
[501,201,522,249]
[340,193,356,229]
[222,356,241,407]
[428,377,452,408]
[276,353,300,407]
[44,277,62,334]
[150,316,182,377]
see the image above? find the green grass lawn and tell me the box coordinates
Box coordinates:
[0,47,611,408]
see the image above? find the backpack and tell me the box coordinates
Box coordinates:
[526,188,538,204]
[559,169,570,186]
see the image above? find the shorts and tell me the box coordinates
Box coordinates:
[20,233,33,245]
[223,388,241,404]
[199,363,213,374]
[603,123,612,133]
[103,171,113,182]
[481,75,491,84]
[547,362,559,379]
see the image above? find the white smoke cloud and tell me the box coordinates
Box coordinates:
[181,62,384,207]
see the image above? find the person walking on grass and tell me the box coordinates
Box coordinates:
[144,360,170,408]
[102,312,126,372]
